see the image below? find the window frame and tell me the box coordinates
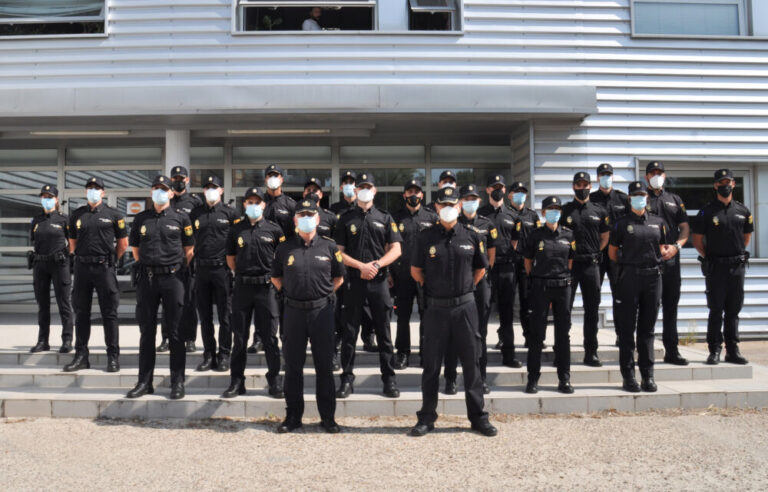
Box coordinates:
[408,0,460,32]
[630,0,753,39]
[0,0,108,40]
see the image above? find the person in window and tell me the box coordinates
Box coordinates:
[302,7,322,31]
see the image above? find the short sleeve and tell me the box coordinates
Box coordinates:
[385,215,403,244]
[692,210,707,235]
[181,215,195,247]
[225,227,237,256]
[472,234,489,270]
[675,196,689,224]
[271,245,285,278]
[609,222,622,247]
[333,218,347,247]
[128,216,141,247]
[510,219,520,241]
[68,213,79,240]
[411,231,426,269]
[599,209,610,233]
[29,218,36,244]
[486,223,498,249]
[522,232,536,259]
[114,211,128,239]
[62,216,71,240]
[744,209,754,234]
[330,243,346,278]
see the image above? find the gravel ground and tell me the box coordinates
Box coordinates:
[2,409,768,491]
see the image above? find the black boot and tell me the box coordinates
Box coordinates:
[383,380,400,398]
[502,353,522,369]
[277,417,302,433]
[362,336,378,353]
[30,341,49,353]
[196,352,216,371]
[58,340,73,354]
[641,377,657,392]
[185,340,196,353]
[336,379,353,398]
[394,352,409,370]
[157,338,169,352]
[268,377,284,399]
[126,381,154,398]
[221,379,246,398]
[214,354,230,372]
[106,355,120,373]
[444,380,457,395]
[725,344,748,365]
[63,354,90,372]
[247,338,263,354]
[558,379,574,394]
[169,382,185,400]
[706,347,722,365]
[331,352,341,371]
[583,351,602,367]
[622,377,641,393]
[524,375,539,394]
[664,351,689,366]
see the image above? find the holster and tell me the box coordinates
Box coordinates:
[26,251,34,270]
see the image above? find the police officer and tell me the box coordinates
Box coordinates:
[329,171,358,217]
[334,173,402,398]
[264,164,297,238]
[505,181,540,348]
[409,187,496,437]
[444,184,496,395]
[560,172,610,367]
[126,175,194,399]
[424,170,457,212]
[523,196,575,394]
[29,185,73,353]
[391,179,438,370]
[222,187,285,399]
[65,177,127,373]
[303,177,337,238]
[190,175,240,372]
[609,182,673,393]
[478,174,521,367]
[272,199,345,433]
[645,161,690,366]
[692,169,752,366]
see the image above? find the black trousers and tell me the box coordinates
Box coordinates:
[492,262,520,358]
[334,281,374,350]
[33,259,74,344]
[195,265,232,356]
[599,252,619,336]
[445,277,491,383]
[72,262,119,358]
[660,257,682,353]
[569,260,602,353]
[340,275,396,384]
[231,283,280,384]
[614,268,661,380]
[136,271,186,385]
[161,266,197,342]
[705,263,745,350]
[418,299,487,425]
[393,268,425,356]
[527,280,572,381]
[283,301,336,422]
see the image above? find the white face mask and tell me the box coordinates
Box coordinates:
[439,206,459,223]
[649,175,665,189]
[204,188,220,204]
[357,188,374,203]
[86,188,102,205]
[440,182,456,189]
[152,188,170,205]
[266,176,282,190]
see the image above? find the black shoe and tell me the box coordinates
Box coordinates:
[664,352,689,366]
[126,381,154,398]
[502,356,522,369]
[58,340,73,354]
[558,380,574,394]
[268,382,284,399]
[185,341,196,353]
[331,353,341,371]
[495,340,504,350]
[106,356,119,373]
[583,352,603,367]
[63,354,90,372]
[444,380,457,395]
[30,341,49,353]
[336,380,353,399]
[394,352,409,370]
[221,380,246,398]
[622,378,641,393]
[157,338,169,352]
[471,420,498,437]
[247,339,263,354]
[725,345,748,365]
[524,378,538,394]
[196,353,216,372]
[409,422,434,437]
[214,354,230,372]
[277,418,302,433]
[320,420,341,434]
[169,383,185,400]
[641,377,657,392]
[706,348,722,365]
[362,340,379,353]
[383,381,400,398]
[482,382,491,395]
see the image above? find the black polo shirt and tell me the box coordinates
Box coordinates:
[333,205,403,269]
[31,211,69,255]
[609,212,667,268]
[647,189,688,244]
[189,201,240,261]
[523,225,575,279]
[559,200,610,257]
[330,198,356,218]
[129,207,194,267]
[412,223,488,298]
[69,204,127,257]
[459,213,497,259]
[265,193,297,238]
[392,205,438,272]
[171,192,202,217]
[272,235,346,301]
[477,204,518,259]
[226,218,285,276]
[692,200,753,258]
[317,207,338,238]
[590,188,629,227]
[507,205,541,256]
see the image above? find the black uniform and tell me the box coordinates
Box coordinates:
[227,216,285,388]
[610,212,667,382]
[391,205,438,359]
[30,210,74,346]
[477,203,520,363]
[693,199,753,353]
[272,234,345,423]
[69,203,126,360]
[444,213,496,385]
[412,222,489,426]
[523,225,575,383]
[559,200,609,356]
[169,192,202,342]
[129,206,194,386]
[329,198,356,218]
[590,187,629,293]
[334,205,402,387]
[507,204,540,343]
[647,188,689,356]
[265,193,297,238]
[316,206,338,239]
[189,201,240,361]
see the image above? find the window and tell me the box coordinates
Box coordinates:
[408,0,459,31]
[632,0,748,37]
[0,0,105,37]
[237,1,375,32]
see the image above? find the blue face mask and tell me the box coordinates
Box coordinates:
[462,199,480,215]
[86,188,102,204]
[631,195,647,211]
[512,192,526,206]
[152,188,170,205]
[599,175,613,189]
[545,209,561,224]
[41,197,56,211]
[342,184,356,198]
[297,216,317,233]
[245,203,263,220]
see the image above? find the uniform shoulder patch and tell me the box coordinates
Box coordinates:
[515,222,521,232]
[391,222,398,233]
[571,241,576,251]
[490,228,498,239]
[233,218,241,224]
[479,241,485,254]
[184,225,193,236]
[279,235,286,243]
[749,215,753,224]
[117,219,125,229]
[335,250,343,262]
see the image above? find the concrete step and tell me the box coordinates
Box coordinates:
[0,362,752,390]
[2,378,767,419]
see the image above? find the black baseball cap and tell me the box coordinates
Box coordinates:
[403,179,423,193]
[152,175,171,189]
[170,166,189,178]
[596,163,614,175]
[714,169,734,181]
[573,172,591,184]
[296,198,319,214]
[459,184,480,199]
[646,161,665,174]
[203,175,222,188]
[438,170,457,183]
[340,171,356,183]
[264,164,284,177]
[243,187,264,200]
[628,181,648,195]
[541,196,562,209]
[509,181,528,192]
[39,184,58,197]
[85,176,104,189]
[356,173,375,187]
[487,174,505,187]
[435,186,459,205]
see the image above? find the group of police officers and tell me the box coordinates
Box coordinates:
[29,160,752,436]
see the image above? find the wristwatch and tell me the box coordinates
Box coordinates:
[373,262,381,270]
[673,243,681,251]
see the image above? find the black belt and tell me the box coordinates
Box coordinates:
[34,252,66,262]
[76,255,110,264]
[142,264,182,275]
[532,277,571,288]
[494,256,517,265]
[573,252,600,263]
[426,293,474,307]
[709,255,748,265]
[284,295,334,310]
[622,265,660,275]
[196,258,225,267]
[237,274,271,285]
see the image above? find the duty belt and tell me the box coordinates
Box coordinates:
[623,265,660,275]
[76,255,110,264]
[709,255,748,265]
[532,277,571,288]
[34,251,67,263]
[494,256,517,265]
[236,274,271,285]
[573,252,600,263]
[196,258,225,267]
[284,295,334,310]
[142,263,182,275]
[426,293,474,307]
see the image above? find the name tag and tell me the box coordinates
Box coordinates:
[372,221,385,229]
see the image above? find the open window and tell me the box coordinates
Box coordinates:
[0,0,105,37]
[237,1,376,32]
[408,0,459,31]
